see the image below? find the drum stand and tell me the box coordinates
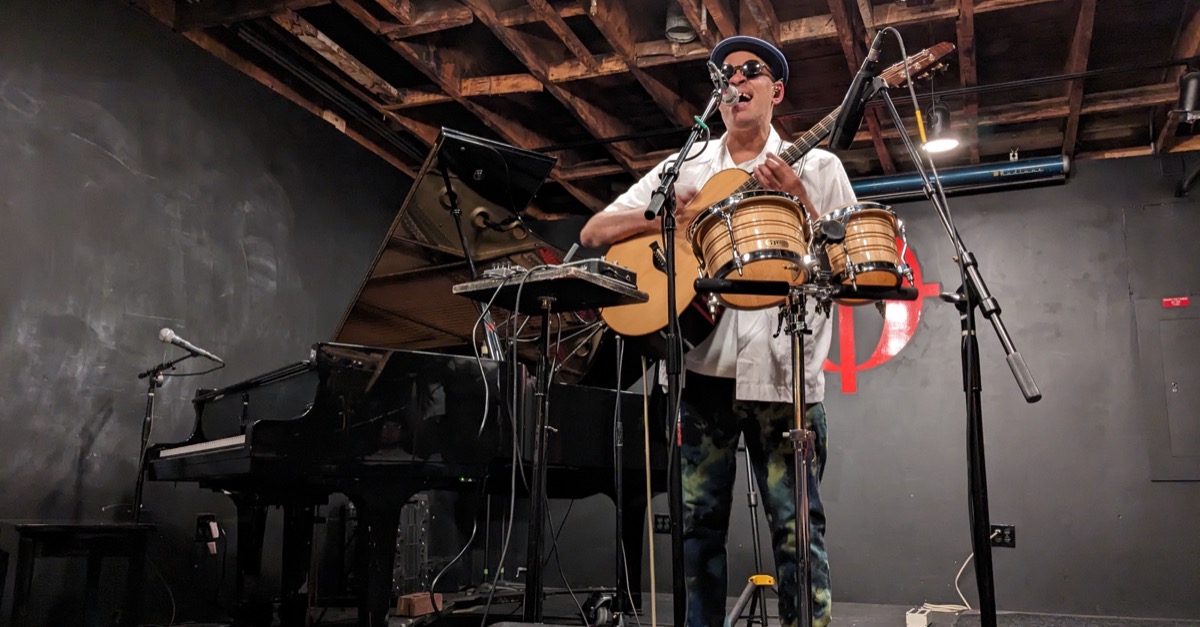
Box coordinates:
[693,277,828,627]
[780,287,818,627]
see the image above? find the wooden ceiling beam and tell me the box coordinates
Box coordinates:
[333,0,389,33]
[872,0,1058,29]
[376,0,413,24]
[955,0,980,163]
[1156,4,1200,153]
[1081,135,1200,161]
[335,0,472,37]
[741,0,781,45]
[673,0,719,48]
[1061,0,1097,157]
[459,0,642,176]
[387,35,605,211]
[839,82,1178,144]
[526,0,601,72]
[589,0,700,126]
[827,0,896,174]
[460,73,544,97]
[258,8,452,160]
[176,29,417,176]
[271,11,405,105]
[174,0,329,30]
[383,11,474,37]
[546,15,836,83]
[382,88,453,108]
[701,0,739,40]
[498,3,586,26]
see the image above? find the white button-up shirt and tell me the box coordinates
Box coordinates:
[603,128,858,403]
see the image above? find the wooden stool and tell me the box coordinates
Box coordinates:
[0,522,153,627]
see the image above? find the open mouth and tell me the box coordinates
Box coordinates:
[737,92,752,104]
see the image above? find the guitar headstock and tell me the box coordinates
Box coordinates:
[880,42,956,89]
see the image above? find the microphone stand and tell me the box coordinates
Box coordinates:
[871,77,1042,627]
[133,353,195,523]
[439,159,505,360]
[644,87,723,627]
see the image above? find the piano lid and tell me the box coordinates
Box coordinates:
[332,128,564,351]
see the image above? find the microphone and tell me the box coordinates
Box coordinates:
[828,30,887,151]
[694,277,791,296]
[707,61,741,107]
[159,328,224,364]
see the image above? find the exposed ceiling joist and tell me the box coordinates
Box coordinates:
[843,82,1179,143]
[872,0,1058,29]
[701,0,738,39]
[174,0,329,30]
[827,0,896,173]
[376,0,413,24]
[590,0,700,126]
[272,11,403,105]
[498,2,586,26]
[956,0,980,163]
[178,29,416,176]
[385,36,605,212]
[460,0,643,176]
[741,0,781,45]
[1062,0,1097,156]
[526,0,601,72]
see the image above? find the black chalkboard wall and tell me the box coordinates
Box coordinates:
[0,0,406,621]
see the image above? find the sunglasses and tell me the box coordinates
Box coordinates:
[720,60,775,81]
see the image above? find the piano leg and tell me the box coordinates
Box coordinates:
[279,504,316,626]
[231,495,274,627]
[354,502,402,627]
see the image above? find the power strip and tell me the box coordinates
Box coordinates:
[905,607,931,627]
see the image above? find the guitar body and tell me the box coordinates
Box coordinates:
[601,168,752,338]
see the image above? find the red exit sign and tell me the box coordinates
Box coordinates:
[1163,296,1191,308]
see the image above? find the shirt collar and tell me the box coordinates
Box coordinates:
[718,126,784,169]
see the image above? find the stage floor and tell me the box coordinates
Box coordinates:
[180,592,1199,626]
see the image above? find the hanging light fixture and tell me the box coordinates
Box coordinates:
[923,100,960,153]
[1174,69,1200,123]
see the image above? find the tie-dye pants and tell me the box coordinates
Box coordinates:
[679,373,830,627]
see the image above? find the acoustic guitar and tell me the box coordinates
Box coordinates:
[600,42,956,338]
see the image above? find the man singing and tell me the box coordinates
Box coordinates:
[580,35,857,627]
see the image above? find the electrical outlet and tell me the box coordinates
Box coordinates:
[195,513,217,542]
[990,524,1016,548]
[653,513,671,534]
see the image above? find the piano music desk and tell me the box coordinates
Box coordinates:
[0,521,153,627]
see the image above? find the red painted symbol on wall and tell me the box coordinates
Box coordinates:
[823,241,941,393]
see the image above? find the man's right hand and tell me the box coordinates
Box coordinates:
[673,188,702,230]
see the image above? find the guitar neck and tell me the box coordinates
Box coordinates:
[732,107,841,196]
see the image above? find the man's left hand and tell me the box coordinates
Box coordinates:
[754,153,817,222]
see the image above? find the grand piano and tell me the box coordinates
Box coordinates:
[146,130,665,627]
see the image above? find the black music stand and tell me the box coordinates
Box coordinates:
[454,269,646,622]
[402,128,556,261]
